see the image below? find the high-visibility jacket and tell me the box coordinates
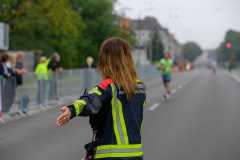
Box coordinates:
[45,58,51,70]
[34,63,48,80]
[68,78,146,160]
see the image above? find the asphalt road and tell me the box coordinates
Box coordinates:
[1,69,240,160]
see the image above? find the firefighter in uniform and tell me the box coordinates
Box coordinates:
[57,37,146,160]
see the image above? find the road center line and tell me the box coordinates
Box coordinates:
[182,82,186,85]
[149,103,160,111]
[171,89,177,94]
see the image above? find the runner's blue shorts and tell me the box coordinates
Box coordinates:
[162,74,171,83]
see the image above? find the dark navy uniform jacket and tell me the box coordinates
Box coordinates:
[68,78,146,160]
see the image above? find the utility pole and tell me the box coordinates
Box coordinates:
[149,40,153,62]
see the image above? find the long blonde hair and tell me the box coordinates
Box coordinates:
[98,37,146,100]
[9,54,16,69]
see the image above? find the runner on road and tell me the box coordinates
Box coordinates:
[157,53,174,100]
[211,59,217,74]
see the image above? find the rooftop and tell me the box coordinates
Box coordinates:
[130,17,162,30]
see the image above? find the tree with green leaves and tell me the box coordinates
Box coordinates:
[147,29,164,62]
[0,0,135,68]
[217,30,240,65]
[0,0,85,69]
[69,0,120,66]
[181,42,202,61]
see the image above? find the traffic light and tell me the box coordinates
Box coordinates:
[226,43,231,48]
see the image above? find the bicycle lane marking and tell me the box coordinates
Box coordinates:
[224,71,240,84]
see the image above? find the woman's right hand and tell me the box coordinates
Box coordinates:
[56,107,71,127]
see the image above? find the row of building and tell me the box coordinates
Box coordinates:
[120,16,182,65]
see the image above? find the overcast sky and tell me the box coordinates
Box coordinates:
[114,0,240,49]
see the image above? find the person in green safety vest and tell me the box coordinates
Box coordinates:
[35,56,48,104]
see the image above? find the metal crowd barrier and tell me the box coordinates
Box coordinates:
[0,65,160,121]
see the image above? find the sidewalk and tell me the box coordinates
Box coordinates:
[0,95,78,125]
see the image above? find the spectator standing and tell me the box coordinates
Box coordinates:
[47,53,63,100]
[83,56,97,69]
[6,54,16,72]
[0,54,11,119]
[83,56,96,91]
[35,56,48,104]
[6,54,18,115]
[15,51,28,85]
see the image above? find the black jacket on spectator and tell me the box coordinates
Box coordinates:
[16,61,23,85]
[83,63,97,69]
[0,63,8,78]
[48,59,59,71]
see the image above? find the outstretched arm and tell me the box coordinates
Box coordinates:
[56,84,112,127]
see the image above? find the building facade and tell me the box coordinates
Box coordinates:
[120,16,182,64]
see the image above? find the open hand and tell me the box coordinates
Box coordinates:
[56,107,71,127]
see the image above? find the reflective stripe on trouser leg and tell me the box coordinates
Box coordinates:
[94,144,143,159]
[111,84,129,145]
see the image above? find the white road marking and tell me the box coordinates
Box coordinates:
[149,103,160,111]
[178,85,182,89]
[171,89,177,94]
[81,158,85,160]
[182,82,186,85]
[225,71,240,84]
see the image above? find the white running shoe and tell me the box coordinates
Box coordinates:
[162,94,167,101]
[166,94,170,99]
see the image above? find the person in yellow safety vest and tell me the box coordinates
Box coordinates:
[45,58,51,70]
[35,56,48,104]
[56,37,146,160]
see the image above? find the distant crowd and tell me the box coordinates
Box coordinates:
[0,51,97,121]
[0,52,63,120]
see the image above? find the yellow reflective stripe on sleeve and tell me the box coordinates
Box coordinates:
[118,99,129,145]
[111,84,121,144]
[88,87,102,96]
[88,90,102,96]
[73,100,86,116]
[141,100,146,134]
